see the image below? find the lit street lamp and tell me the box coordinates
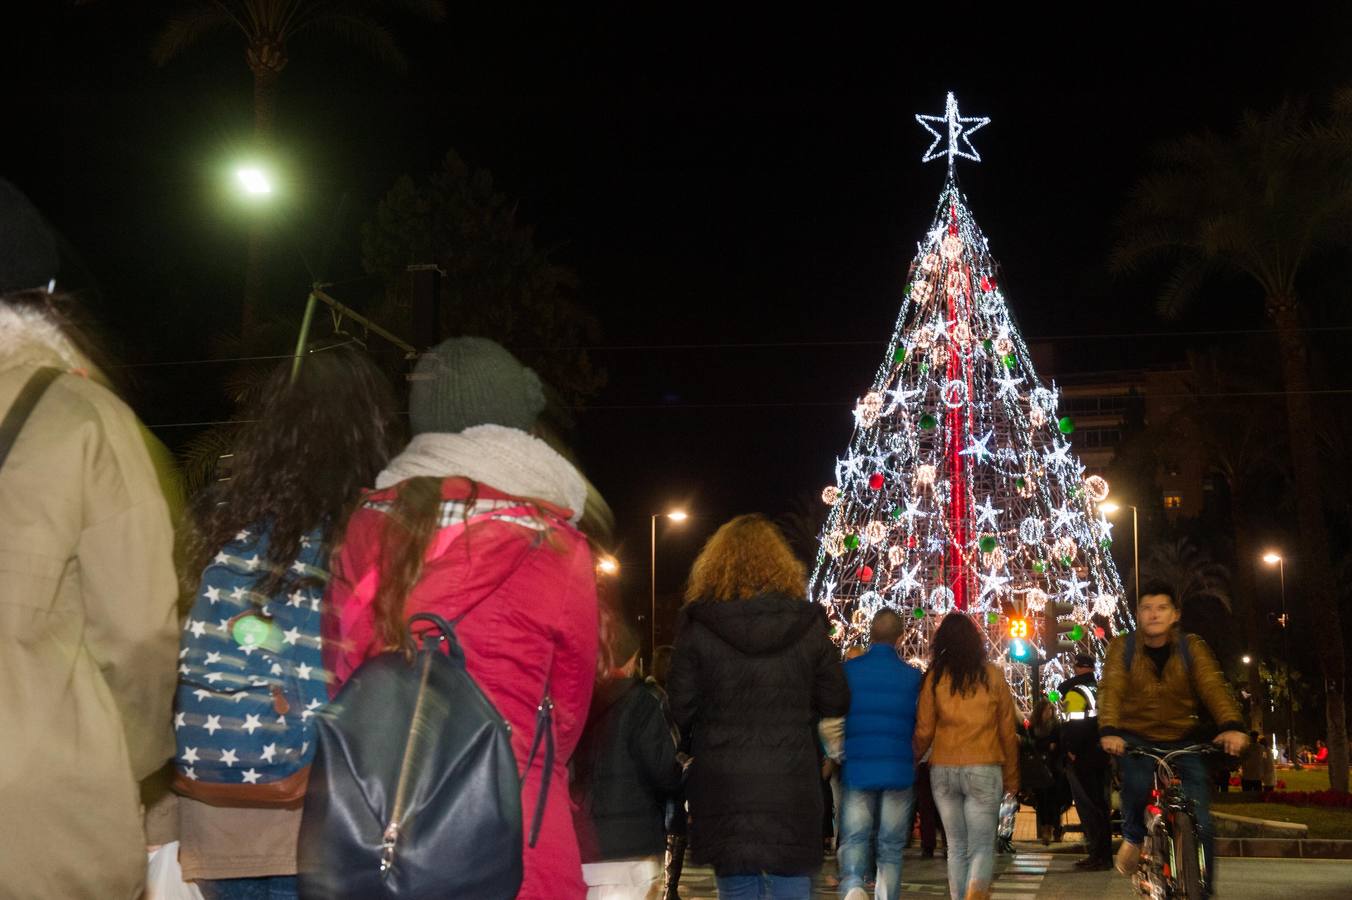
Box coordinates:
[596,555,619,576]
[1242,654,1252,665]
[650,511,689,662]
[1100,502,1139,603]
[236,166,273,196]
[1263,551,1297,767]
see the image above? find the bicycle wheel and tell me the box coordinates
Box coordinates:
[1171,809,1206,899]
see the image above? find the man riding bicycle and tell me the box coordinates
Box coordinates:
[1098,578,1248,884]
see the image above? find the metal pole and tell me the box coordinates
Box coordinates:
[650,515,657,667]
[1132,505,1140,603]
[290,291,318,383]
[1280,559,1297,767]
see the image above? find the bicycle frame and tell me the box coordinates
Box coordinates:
[1128,744,1214,900]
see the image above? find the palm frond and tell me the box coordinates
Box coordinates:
[178,423,243,496]
[296,12,409,73]
[151,3,236,65]
[1154,258,1210,320]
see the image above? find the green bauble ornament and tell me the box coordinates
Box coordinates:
[890,507,904,521]
[1002,354,1016,369]
[1069,624,1085,641]
[919,413,938,430]
[893,347,907,363]
[978,536,998,553]
[1033,560,1047,574]
[1058,416,1075,434]
[920,362,930,373]
[1047,689,1062,703]
[1014,477,1027,490]
[986,612,1000,624]
[1100,538,1112,550]
[1061,556,1073,567]
[904,284,913,297]
[912,607,926,620]
[982,338,994,352]
[844,534,861,550]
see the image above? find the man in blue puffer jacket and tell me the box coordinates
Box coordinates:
[836,608,924,900]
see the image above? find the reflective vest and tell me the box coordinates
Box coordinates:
[1063,682,1098,720]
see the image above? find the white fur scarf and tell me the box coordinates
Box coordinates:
[0,304,95,375]
[376,425,588,524]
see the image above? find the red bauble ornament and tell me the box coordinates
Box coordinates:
[906,536,918,548]
[868,473,885,491]
[980,275,993,292]
[858,566,874,583]
[1093,626,1106,639]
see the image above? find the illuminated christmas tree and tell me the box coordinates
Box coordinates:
[807,94,1133,705]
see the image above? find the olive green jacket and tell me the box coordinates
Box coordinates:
[1098,629,1244,742]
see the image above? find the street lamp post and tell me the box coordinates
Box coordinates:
[1101,503,1140,603]
[651,511,688,663]
[1263,552,1297,766]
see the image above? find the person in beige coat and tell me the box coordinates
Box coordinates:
[0,219,179,897]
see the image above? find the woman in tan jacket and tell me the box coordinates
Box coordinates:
[912,613,1019,900]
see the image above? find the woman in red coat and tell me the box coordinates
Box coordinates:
[324,337,599,899]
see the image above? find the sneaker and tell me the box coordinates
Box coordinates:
[844,890,870,900]
[921,848,935,859]
[1114,841,1141,876]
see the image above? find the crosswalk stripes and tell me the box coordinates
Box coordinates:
[991,852,1051,899]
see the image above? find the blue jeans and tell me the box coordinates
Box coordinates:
[929,765,1002,900]
[839,786,915,899]
[1118,739,1215,877]
[715,873,811,899]
[197,876,298,900]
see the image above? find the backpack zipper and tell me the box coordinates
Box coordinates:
[381,647,436,875]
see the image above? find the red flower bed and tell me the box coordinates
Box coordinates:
[1258,790,1352,809]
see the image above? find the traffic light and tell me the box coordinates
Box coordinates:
[1007,616,1036,663]
[1043,599,1081,653]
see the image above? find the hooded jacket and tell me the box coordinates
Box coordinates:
[325,473,598,900]
[570,676,682,862]
[0,305,179,899]
[666,594,849,876]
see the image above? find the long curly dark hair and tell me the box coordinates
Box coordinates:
[927,612,990,697]
[189,345,397,594]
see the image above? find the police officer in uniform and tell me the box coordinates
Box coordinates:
[1059,653,1113,870]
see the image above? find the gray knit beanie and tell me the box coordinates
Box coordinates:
[409,336,547,435]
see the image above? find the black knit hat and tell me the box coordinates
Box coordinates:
[0,179,59,295]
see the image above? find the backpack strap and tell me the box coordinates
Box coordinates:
[1123,631,1135,671]
[522,666,555,849]
[0,367,60,473]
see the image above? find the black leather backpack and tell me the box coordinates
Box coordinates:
[297,613,553,899]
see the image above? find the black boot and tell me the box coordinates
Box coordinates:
[662,833,687,900]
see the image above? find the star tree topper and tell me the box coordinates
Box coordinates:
[916,92,990,171]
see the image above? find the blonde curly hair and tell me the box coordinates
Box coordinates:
[684,514,806,603]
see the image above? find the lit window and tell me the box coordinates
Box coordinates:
[1163,493,1183,510]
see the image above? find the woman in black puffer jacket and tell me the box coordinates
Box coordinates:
[667,514,849,899]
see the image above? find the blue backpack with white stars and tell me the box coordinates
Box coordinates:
[172,525,331,806]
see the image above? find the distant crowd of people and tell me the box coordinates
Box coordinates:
[1,179,1256,900]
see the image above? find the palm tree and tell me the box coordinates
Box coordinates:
[149,0,448,334]
[1168,349,1284,730]
[1112,99,1352,791]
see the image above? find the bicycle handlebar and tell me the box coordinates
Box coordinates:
[1126,743,1224,760]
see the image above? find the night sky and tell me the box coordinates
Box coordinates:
[7,6,1352,633]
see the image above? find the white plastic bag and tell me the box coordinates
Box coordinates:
[145,842,204,900]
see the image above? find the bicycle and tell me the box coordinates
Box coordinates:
[1125,744,1219,900]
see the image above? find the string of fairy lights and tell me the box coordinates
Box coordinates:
[807,94,1133,707]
